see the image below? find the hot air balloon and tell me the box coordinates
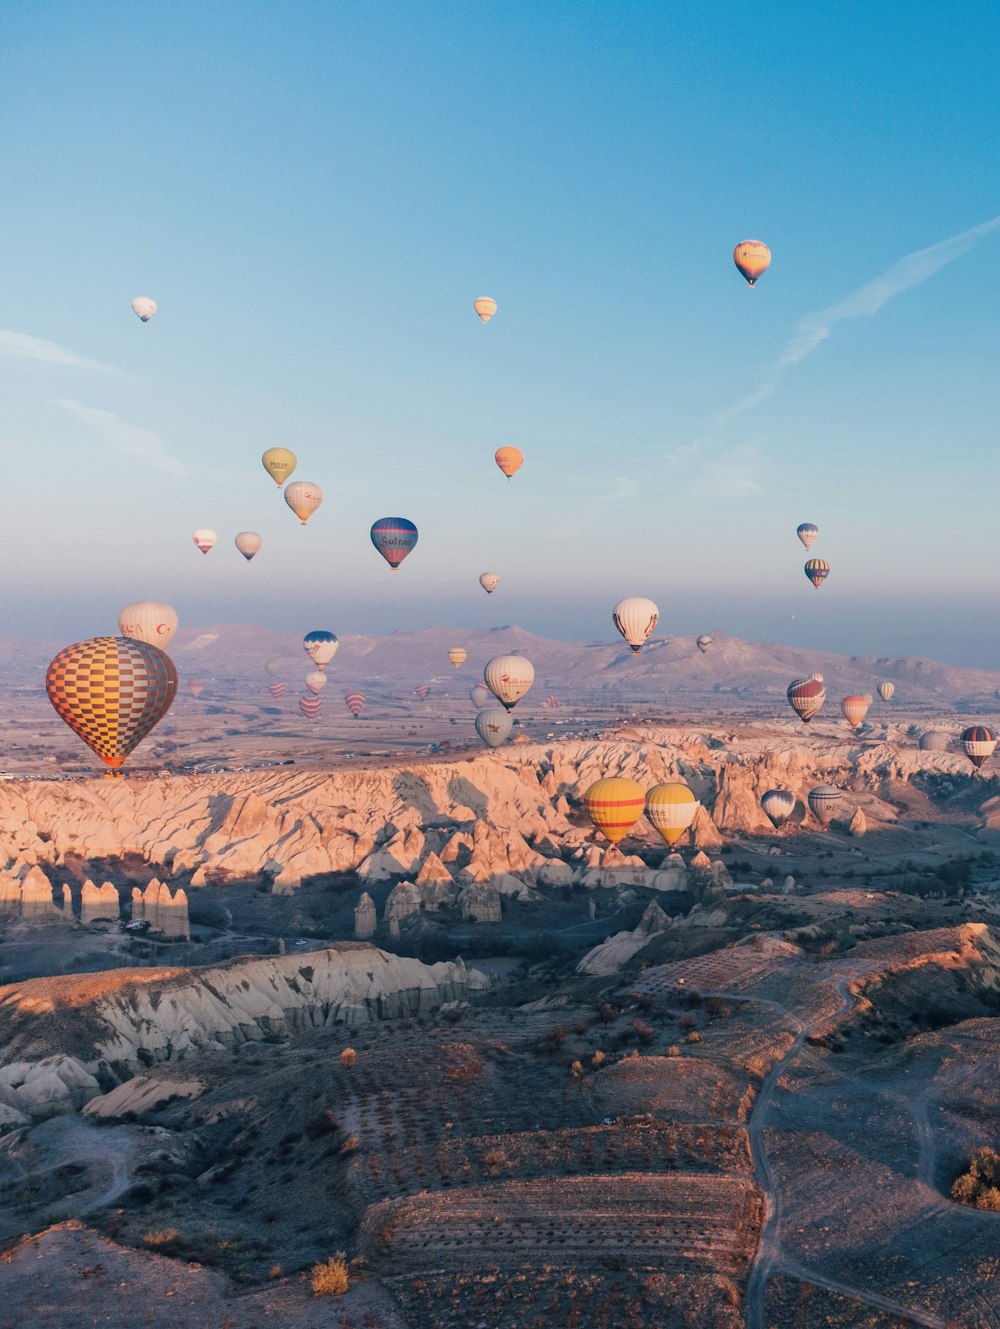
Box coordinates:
[345,690,366,717]
[299,693,322,721]
[696,635,713,654]
[305,671,327,694]
[188,680,205,699]
[484,655,534,710]
[475,708,513,749]
[118,601,178,648]
[612,597,659,653]
[804,559,830,589]
[131,296,157,322]
[733,240,771,287]
[265,659,282,677]
[543,694,559,709]
[470,682,493,708]
[919,731,951,751]
[371,517,418,569]
[414,682,430,702]
[796,523,818,550]
[495,447,523,480]
[861,692,874,705]
[583,777,646,846]
[262,447,297,487]
[761,789,796,829]
[235,531,262,561]
[268,681,286,699]
[808,785,842,826]
[284,481,323,525]
[645,783,699,847]
[961,725,997,770]
[46,637,177,773]
[878,682,895,702]
[474,296,497,323]
[479,572,501,594]
[841,695,870,730]
[788,676,826,723]
[448,647,468,669]
[303,631,338,669]
[193,529,217,554]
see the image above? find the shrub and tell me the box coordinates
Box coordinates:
[142,1228,179,1251]
[687,1031,701,1043]
[667,1045,680,1058]
[312,1253,349,1297]
[951,1147,1000,1210]
[592,1049,606,1067]
[340,1048,357,1068]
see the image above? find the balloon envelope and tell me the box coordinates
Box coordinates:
[131,296,157,322]
[470,682,493,709]
[345,690,366,717]
[304,631,338,669]
[495,447,523,479]
[479,572,501,594]
[788,677,826,723]
[193,529,217,554]
[878,681,895,702]
[841,695,870,729]
[188,680,205,699]
[235,531,262,561]
[46,637,177,771]
[645,783,698,846]
[414,682,430,702]
[262,447,297,487]
[583,777,646,845]
[284,481,323,525]
[264,659,282,677]
[804,558,830,589]
[267,681,286,699]
[474,296,497,323]
[696,635,713,654]
[543,694,559,709]
[796,523,818,550]
[961,725,997,769]
[305,671,327,694]
[733,240,771,286]
[448,647,468,669]
[299,693,322,721]
[761,789,796,829]
[371,517,418,569]
[612,597,659,653]
[919,731,951,751]
[808,785,842,826]
[475,708,513,749]
[118,601,178,648]
[484,655,534,710]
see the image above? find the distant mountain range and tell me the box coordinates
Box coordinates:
[8,625,1000,709]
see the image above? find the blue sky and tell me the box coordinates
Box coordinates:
[2,2,999,663]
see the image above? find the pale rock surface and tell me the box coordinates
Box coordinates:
[689,805,724,851]
[577,900,671,976]
[0,1055,100,1119]
[535,859,573,887]
[20,866,61,920]
[83,1075,205,1120]
[850,807,867,836]
[80,880,120,926]
[383,881,422,923]
[354,891,376,939]
[458,882,502,923]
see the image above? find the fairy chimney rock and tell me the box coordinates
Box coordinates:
[354,891,377,939]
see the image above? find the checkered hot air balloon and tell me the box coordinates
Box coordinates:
[46,637,178,773]
[583,777,646,846]
[787,676,826,723]
[345,690,366,717]
[371,517,418,569]
[961,725,996,770]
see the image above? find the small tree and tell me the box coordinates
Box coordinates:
[312,1253,349,1297]
[340,1047,357,1068]
[951,1147,1000,1210]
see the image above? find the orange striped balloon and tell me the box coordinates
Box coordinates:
[583,777,646,845]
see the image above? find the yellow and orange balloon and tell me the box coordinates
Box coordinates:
[583,777,646,845]
[495,447,523,479]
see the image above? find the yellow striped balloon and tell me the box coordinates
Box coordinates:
[583,777,646,846]
[645,782,699,847]
[840,695,870,729]
[448,647,468,669]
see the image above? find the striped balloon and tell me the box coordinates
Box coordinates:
[645,783,699,847]
[919,731,951,751]
[484,655,534,710]
[804,558,830,589]
[268,681,286,699]
[46,637,178,772]
[612,597,659,653]
[761,789,796,829]
[840,695,870,730]
[414,683,430,702]
[371,517,418,569]
[878,681,895,702]
[583,777,646,846]
[345,690,366,717]
[961,725,996,770]
[299,693,322,721]
[787,676,826,723]
[448,647,467,669]
[543,695,559,709]
[807,785,842,827]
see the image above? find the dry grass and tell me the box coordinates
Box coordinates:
[141,1227,179,1250]
[311,1252,349,1297]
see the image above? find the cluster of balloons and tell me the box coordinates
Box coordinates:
[583,778,699,848]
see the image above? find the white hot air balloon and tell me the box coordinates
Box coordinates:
[612,597,659,653]
[284,481,323,525]
[235,531,262,561]
[470,682,493,709]
[118,601,178,648]
[484,655,534,711]
[305,671,328,694]
[475,708,513,748]
[131,296,157,322]
[479,572,501,594]
[474,296,497,324]
[192,529,217,554]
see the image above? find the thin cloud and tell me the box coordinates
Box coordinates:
[56,399,187,477]
[0,329,119,374]
[698,445,764,498]
[720,212,1000,424]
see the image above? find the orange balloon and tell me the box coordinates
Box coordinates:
[733,239,771,287]
[495,446,523,480]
